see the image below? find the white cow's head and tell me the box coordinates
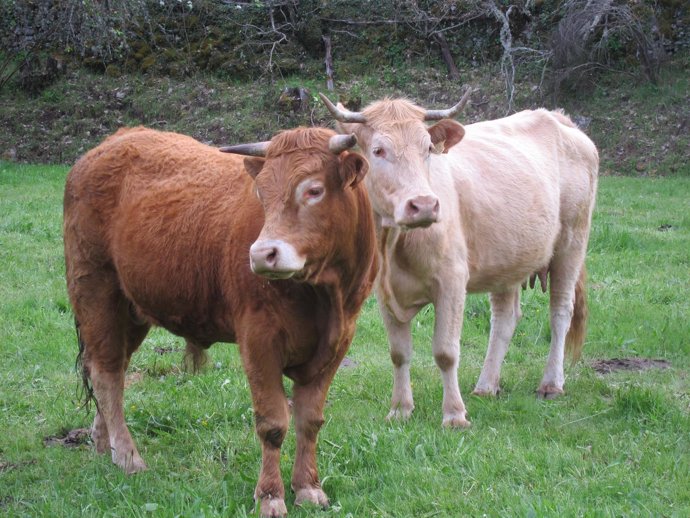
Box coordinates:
[321,90,471,229]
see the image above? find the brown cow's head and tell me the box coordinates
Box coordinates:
[320,90,471,229]
[221,128,367,281]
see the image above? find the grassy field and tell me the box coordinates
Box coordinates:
[1,162,689,517]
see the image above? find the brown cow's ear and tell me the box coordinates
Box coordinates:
[339,152,369,188]
[244,157,265,179]
[428,119,465,153]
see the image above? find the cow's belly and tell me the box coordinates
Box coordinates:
[466,223,558,293]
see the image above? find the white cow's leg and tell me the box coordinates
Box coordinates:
[538,253,583,398]
[380,298,415,420]
[473,289,522,396]
[432,285,470,428]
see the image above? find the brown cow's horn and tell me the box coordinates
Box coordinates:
[423,87,473,121]
[219,141,270,157]
[329,133,358,154]
[319,93,367,123]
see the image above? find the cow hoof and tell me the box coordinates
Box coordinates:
[537,385,564,400]
[113,451,148,474]
[472,386,500,397]
[442,413,471,429]
[386,406,413,421]
[295,487,329,508]
[259,497,287,518]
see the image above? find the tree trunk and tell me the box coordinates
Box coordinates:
[431,31,459,80]
[322,34,334,91]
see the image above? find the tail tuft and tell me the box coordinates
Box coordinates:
[74,318,95,410]
[565,264,588,364]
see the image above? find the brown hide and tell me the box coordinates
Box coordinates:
[63,126,377,517]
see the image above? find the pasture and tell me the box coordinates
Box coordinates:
[1,161,689,517]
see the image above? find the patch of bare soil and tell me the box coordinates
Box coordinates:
[339,356,359,369]
[153,345,182,355]
[43,428,91,448]
[591,357,671,374]
[124,371,144,387]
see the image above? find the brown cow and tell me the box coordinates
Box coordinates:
[322,92,598,427]
[63,126,377,517]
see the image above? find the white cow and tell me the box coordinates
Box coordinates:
[322,91,599,427]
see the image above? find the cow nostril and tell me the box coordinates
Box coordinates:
[265,248,278,266]
[432,199,440,214]
[407,200,420,215]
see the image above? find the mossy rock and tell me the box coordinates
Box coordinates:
[132,41,152,61]
[140,55,156,73]
[105,64,121,78]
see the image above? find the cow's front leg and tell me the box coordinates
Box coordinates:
[378,298,415,420]
[290,335,350,509]
[245,360,290,518]
[432,281,470,428]
[290,381,330,509]
[473,289,521,396]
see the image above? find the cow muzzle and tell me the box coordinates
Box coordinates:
[395,195,440,228]
[249,239,306,279]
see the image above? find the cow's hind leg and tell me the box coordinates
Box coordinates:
[73,273,149,473]
[379,299,415,420]
[473,289,522,396]
[538,253,584,399]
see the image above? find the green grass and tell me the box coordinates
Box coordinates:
[1,162,689,517]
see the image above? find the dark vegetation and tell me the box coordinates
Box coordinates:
[0,0,688,176]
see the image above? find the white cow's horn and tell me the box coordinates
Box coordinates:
[329,134,358,154]
[319,93,367,123]
[423,87,473,121]
[219,141,271,157]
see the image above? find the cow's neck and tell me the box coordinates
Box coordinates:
[285,191,376,384]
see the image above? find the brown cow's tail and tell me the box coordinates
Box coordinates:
[565,264,588,364]
[183,340,209,373]
[74,318,95,411]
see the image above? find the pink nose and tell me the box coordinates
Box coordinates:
[251,242,279,272]
[249,239,305,279]
[398,195,440,228]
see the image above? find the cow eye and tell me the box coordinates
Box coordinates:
[372,147,385,158]
[306,186,324,198]
[299,181,326,206]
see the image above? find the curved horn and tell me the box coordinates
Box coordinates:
[319,93,367,123]
[423,87,473,121]
[219,141,271,157]
[329,133,358,154]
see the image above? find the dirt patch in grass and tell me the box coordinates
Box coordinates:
[591,358,671,374]
[153,345,182,355]
[43,428,91,448]
[340,356,359,369]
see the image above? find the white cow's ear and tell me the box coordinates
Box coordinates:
[428,120,465,153]
[244,157,265,179]
[338,151,369,188]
